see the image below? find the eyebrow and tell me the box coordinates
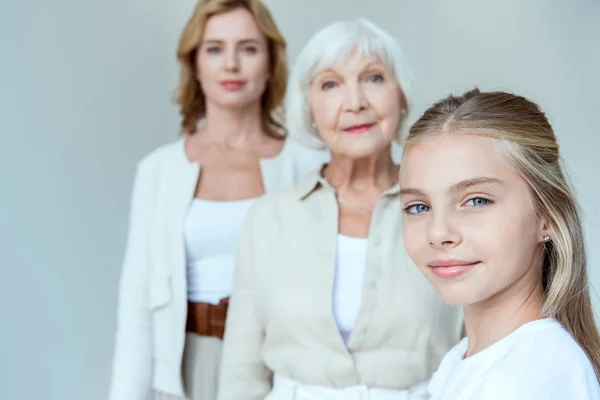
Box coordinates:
[361,60,385,70]
[315,61,386,78]
[398,187,426,198]
[449,177,504,193]
[314,68,338,77]
[399,176,504,198]
[202,38,262,45]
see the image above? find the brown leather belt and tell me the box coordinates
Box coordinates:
[186,298,229,340]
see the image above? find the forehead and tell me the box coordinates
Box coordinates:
[400,134,521,190]
[311,53,389,82]
[203,8,264,41]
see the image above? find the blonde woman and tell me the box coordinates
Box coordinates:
[218,19,463,400]
[399,88,600,399]
[108,1,325,399]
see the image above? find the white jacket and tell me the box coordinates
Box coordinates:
[108,138,328,400]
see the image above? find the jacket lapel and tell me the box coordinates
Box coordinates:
[148,142,199,310]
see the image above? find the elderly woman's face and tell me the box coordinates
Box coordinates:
[309,53,404,157]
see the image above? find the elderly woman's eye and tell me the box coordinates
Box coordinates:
[321,81,337,90]
[368,74,384,83]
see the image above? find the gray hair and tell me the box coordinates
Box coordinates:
[285,18,415,149]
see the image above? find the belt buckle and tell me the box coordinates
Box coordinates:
[186,300,228,339]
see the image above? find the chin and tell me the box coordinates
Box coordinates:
[342,142,385,158]
[429,280,483,307]
[215,97,257,109]
[437,293,470,306]
[344,150,379,159]
[208,91,262,109]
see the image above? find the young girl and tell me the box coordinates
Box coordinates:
[399,88,600,399]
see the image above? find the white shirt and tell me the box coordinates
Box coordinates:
[429,318,600,400]
[217,170,464,399]
[184,198,256,305]
[109,138,331,400]
[332,234,368,345]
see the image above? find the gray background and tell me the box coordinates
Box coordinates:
[0,0,598,398]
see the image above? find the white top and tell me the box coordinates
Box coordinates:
[109,137,331,400]
[332,234,368,345]
[184,198,256,305]
[429,318,600,400]
[217,170,464,399]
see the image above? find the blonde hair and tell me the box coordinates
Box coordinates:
[174,0,288,137]
[286,18,415,149]
[405,88,600,379]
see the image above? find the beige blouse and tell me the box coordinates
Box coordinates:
[218,169,464,400]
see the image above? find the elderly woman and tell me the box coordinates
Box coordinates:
[217,19,463,400]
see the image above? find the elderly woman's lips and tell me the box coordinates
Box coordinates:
[344,124,374,134]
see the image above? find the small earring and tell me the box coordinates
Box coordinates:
[400,109,407,115]
[543,236,551,242]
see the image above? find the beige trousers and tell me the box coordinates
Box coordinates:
[153,333,223,400]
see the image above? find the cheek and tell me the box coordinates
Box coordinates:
[381,109,401,137]
[500,213,540,270]
[494,206,538,245]
[196,56,219,81]
[246,55,270,80]
[311,94,340,128]
[383,100,401,121]
[403,218,426,262]
[467,205,539,273]
[371,91,401,130]
[377,95,400,116]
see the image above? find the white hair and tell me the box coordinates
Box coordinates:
[285,18,416,149]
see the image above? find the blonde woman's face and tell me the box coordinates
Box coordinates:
[399,133,548,307]
[308,53,404,158]
[196,8,270,109]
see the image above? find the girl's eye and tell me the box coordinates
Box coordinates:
[405,203,430,214]
[465,197,489,207]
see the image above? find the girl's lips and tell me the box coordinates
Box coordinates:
[428,261,481,279]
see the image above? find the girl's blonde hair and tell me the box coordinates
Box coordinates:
[405,88,600,379]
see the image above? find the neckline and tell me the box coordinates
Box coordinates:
[337,233,369,242]
[191,197,258,205]
[180,136,288,166]
[460,318,556,362]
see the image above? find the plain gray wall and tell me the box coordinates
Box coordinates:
[0,0,598,399]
